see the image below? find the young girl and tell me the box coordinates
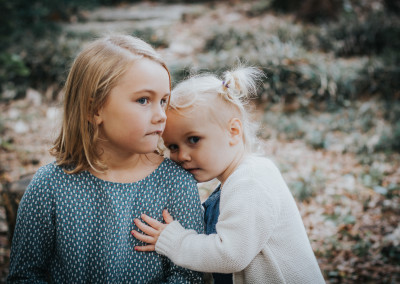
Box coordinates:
[132,67,326,283]
[8,35,205,283]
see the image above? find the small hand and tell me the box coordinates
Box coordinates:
[131,209,174,251]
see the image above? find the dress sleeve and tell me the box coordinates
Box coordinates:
[162,173,205,283]
[7,168,56,283]
[156,176,278,274]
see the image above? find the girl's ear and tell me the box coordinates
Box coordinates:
[93,109,103,125]
[228,118,243,146]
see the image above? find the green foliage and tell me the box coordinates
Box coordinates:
[0,0,147,97]
[306,130,326,149]
[381,243,400,263]
[0,114,5,134]
[202,24,389,105]
[262,98,400,155]
[375,101,400,152]
[270,0,301,12]
[270,0,342,22]
[131,28,169,49]
[0,0,88,97]
[352,239,372,257]
[204,27,256,52]
[262,112,307,140]
[0,0,89,46]
[1,0,399,154]
[246,0,273,16]
[308,10,400,98]
[330,12,400,57]
[362,166,384,189]
[0,53,30,99]
[169,64,192,87]
[1,33,84,99]
[289,169,325,201]
[375,120,400,152]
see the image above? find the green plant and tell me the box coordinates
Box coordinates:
[351,240,372,257]
[0,53,30,100]
[289,169,325,201]
[306,130,326,149]
[132,28,169,49]
[10,32,83,96]
[246,0,273,16]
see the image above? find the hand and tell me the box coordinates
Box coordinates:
[131,209,174,251]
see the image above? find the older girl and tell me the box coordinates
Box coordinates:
[8,35,204,283]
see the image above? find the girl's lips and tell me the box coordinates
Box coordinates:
[187,168,200,174]
[147,130,163,135]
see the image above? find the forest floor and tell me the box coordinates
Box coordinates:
[0,1,399,283]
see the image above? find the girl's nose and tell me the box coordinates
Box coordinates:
[153,104,167,124]
[177,149,191,163]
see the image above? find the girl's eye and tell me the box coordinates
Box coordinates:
[137,98,149,105]
[160,97,168,107]
[168,144,178,152]
[188,136,200,144]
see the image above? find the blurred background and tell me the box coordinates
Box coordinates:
[0,0,399,282]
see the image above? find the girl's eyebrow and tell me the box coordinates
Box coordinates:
[183,131,201,137]
[133,89,170,97]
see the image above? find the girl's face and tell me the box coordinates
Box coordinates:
[95,58,170,158]
[162,107,243,184]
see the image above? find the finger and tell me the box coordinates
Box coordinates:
[134,218,159,237]
[163,209,174,224]
[131,230,156,245]
[135,245,156,252]
[141,214,164,229]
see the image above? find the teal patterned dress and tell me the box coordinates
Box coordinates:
[8,158,204,283]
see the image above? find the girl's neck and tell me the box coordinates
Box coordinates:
[90,152,163,183]
[218,149,247,189]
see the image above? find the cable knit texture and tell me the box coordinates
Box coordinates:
[156,155,325,284]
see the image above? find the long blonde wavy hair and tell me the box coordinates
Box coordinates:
[51,35,171,174]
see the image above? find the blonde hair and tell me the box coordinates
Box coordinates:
[51,34,171,174]
[169,66,263,152]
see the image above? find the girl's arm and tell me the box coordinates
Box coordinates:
[8,168,56,283]
[133,178,278,274]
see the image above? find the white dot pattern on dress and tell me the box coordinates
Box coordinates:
[8,158,205,283]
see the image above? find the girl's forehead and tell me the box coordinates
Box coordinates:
[166,106,207,120]
[166,108,195,124]
[166,106,229,132]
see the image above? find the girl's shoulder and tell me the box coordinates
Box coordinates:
[158,158,196,183]
[240,155,280,175]
[225,155,283,187]
[159,158,189,175]
[33,162,66,181]
[26,162,67,188]
[21,162,65,199]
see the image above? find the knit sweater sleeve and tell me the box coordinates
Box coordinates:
[156,161,280,273]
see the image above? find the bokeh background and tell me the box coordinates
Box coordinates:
[0,0,399,283]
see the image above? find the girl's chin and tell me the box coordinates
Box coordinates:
[193,175,214,183]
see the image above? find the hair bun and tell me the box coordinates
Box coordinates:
[220,67,264,103]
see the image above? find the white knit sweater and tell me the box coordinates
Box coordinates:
[156,155,325,283]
